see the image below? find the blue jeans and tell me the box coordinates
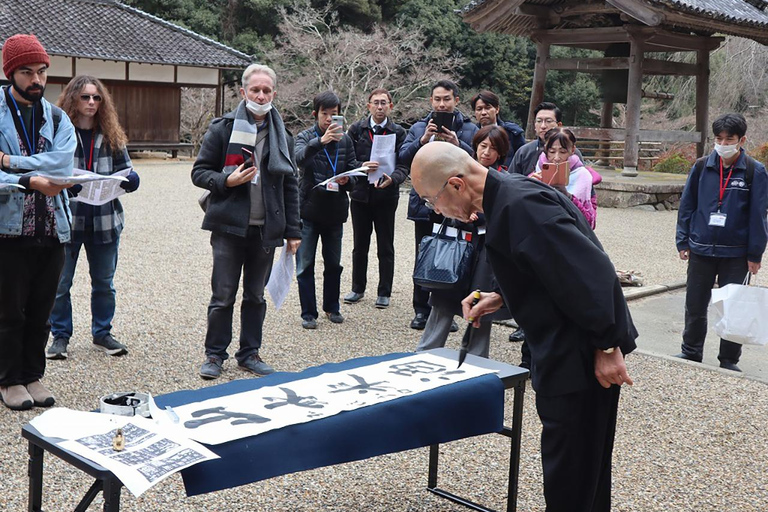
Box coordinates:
[50,238,119,341]
[205,228,274,363]
[296,220,343,319]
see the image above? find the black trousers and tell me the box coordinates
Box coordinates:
[350,196,398,297]
[0,243,64,386]
[536,383,621,512]
[681,252,746,364]
[411,220,433,316]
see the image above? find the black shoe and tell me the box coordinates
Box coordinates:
[519,359,531,370]
[450,320,459,333]
[508,328,525,343]
[375,296,390,309]
[720,361,742,372]
[343,291,364,304]
[302,316,318,329]
[326,311,345,324]
[673,352,702,363]
[410,313,427,330]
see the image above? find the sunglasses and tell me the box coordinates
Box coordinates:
[80,94,102,102]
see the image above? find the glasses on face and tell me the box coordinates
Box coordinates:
[80,94,102,102]
[424,174,462,210]
[535,117,556,126]
[369,100,389,107]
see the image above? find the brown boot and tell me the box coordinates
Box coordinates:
[26,381,55,407]
[0,385,34,410]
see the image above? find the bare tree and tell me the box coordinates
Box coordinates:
[180,87,217,154]
[267,0,464,132]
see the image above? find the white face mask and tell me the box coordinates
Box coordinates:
[246,99,272,117]
[714,143,740,160]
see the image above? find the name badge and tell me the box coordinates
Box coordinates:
[709,212,727,227]
[251,169,260,185]
[326,181,340,192]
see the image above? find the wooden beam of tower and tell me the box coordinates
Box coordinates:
[546,57,630,71]
[643,59,698,75]
[606,0,664,26]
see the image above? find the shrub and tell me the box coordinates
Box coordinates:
[653,152,694,174]
[753,142,768,166]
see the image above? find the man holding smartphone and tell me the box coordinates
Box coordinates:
[294,91,379,329]
[399,79,478,330]
[345,88,409,309]
[192,64,301,380]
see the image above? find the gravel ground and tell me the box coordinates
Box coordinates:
[0,160,765,511]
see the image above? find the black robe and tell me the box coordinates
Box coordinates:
[482,171,638,396]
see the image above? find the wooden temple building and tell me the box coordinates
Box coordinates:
[463,0,768,175]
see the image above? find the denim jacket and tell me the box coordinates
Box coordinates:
[0,89,76,241]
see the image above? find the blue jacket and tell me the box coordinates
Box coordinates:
[399,111,478,221]
[0,88,76,241]
[676,150,768,262]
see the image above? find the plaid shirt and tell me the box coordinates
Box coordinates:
[70,129,132,244]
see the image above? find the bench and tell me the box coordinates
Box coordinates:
[127,142,194,159]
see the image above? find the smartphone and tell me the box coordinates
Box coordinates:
[331,115,345,130]
[432,111,455,133]
[541,161,570,187]
[241,147,254,166]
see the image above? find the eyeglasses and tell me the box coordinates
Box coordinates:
[80,94,102,102]
[424,174,462,210]
[369,100,389,106]
[535,117,556,125]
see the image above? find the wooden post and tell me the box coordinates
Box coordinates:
[695,48,709,158]
[597,101,614,167]
[622,35,645,177]
[215,69,223,117]
[526,40,550,140]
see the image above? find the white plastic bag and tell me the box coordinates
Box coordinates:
[710,273,768,346]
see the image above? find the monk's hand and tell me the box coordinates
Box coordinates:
[594,349,633,389]
[461,291,503,328]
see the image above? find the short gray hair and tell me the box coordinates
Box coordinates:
[241,64,277,89]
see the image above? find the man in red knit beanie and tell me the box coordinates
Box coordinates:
[0,34,76,411]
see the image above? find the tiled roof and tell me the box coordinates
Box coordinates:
[0,0,252,68]
[655,0,768,28]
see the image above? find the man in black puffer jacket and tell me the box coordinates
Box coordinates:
[295,91,377,329]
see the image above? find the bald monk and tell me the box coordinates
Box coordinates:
[411,141,637,512]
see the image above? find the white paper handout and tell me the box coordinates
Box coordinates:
[368,133,396,184]
[0,182,24,190]
[162,352,497,445]
[314,166,368,189]
[63,168,131,206]
[266,244,295,310]
[31,408,218,497]
[38,171,129,187]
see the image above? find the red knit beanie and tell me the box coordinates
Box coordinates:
[2,34,50,78]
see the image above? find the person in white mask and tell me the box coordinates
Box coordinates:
[675,113,768,372]
[191,64,301,380]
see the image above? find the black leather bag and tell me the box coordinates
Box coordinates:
[413,221,475,290]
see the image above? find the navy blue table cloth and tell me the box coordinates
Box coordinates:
[155,352,504,496]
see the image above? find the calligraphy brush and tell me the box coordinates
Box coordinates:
[458,290,482,368]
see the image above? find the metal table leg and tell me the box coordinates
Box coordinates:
[27,441,44,512]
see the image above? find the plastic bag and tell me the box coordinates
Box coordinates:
[710,273,768,346]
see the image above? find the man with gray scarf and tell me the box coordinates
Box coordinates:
[192,64,301,380]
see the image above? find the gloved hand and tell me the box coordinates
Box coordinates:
[120,170,140,192]
[67,184,83,197]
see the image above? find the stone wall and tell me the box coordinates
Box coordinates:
[595,181,684,210]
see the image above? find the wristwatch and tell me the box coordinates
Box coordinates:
[602,347,616,354]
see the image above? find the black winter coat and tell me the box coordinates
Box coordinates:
[347,116,408,203]
[295,125,359,225]
[190,109,301,247]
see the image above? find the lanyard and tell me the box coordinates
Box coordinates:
[76,129,96,171]
[718,157,735,209]
[315,128,339,175]
[8,92,35,155]
[368,127,386,141]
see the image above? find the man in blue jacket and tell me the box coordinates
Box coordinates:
[676,113,768,372]
[470,90,525,169]
[0,34,76,410]
[399,79,478,330]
